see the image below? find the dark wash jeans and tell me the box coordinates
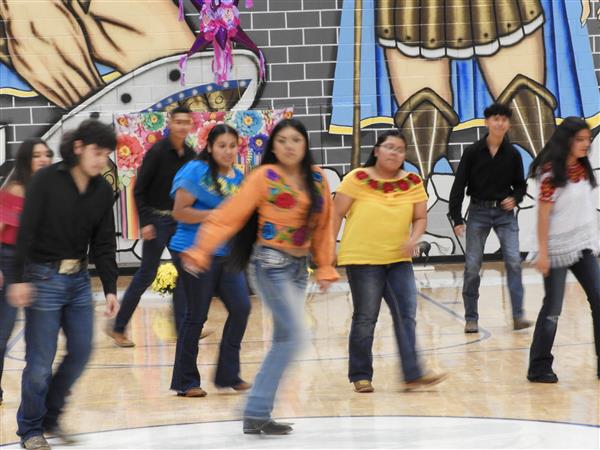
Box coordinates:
[170,254,250,391]
[114,215,185,333]
[346,262,422,383]
[17,263,94,442]
[463,205,524,321]
[529,250,600,377]
[0,245,18,398]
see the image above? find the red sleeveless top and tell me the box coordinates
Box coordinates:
[0,190,24,245]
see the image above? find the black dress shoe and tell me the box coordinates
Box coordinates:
[527,372,559,383]
[243,418,293,435]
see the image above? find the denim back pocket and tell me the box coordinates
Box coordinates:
[253,246,290,269]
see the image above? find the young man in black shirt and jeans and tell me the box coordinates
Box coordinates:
[8,120,119,450]
[109,106,194,347]
[449,103,533,334]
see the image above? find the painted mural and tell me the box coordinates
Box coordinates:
[331,0,600,256]
[1,1,599,262]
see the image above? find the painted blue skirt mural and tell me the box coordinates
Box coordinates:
[331,0,600,178]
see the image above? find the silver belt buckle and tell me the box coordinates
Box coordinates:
[58,259,81,275]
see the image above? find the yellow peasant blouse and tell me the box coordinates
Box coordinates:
[337,168,428,266]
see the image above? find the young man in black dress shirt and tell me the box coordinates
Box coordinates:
[109,106,194,347]
[449,103,533,334]
[8,120,119,450]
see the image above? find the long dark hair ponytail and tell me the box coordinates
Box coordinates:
[529,116,596,188]
[227,118,320,271]
[198,124,239,196]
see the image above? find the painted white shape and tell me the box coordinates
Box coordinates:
[5,416,597,449]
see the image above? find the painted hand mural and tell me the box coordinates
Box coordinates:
[0,0,195,109]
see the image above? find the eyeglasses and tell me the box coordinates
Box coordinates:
[378,144,406,154]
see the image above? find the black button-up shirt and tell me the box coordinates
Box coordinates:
[14,162,118,295]
[134,137,194,227]
[449,135,527,226]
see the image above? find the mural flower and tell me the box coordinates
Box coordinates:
[142,112,165,131]
[235,110,263,136]
[116,135,144,171]
[249,134,268,154]
[144,130,163,147]
[238,135,249,165]
[197,122,218,150]
[116,115,130,129]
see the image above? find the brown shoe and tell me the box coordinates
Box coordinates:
[177,387,207,397]
[22,435,51,450]
[404,372,448,391]
[199,329,214,340]
[353,380,374,393]
[464,320,478,333]
[513,318,533,331]
[108,330,135,348]
[232,380,252,391]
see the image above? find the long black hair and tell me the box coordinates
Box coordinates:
[60,119,117,167]
[6,138,52,187]
[227,118,320,271]
[364,130,407,168]
[529,116,596,188]
[198,124,239,196]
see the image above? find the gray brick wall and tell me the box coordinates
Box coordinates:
[1,0,599,175]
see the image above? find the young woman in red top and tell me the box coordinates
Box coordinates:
[0,139,52,404]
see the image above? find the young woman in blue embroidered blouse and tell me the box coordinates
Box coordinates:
[169,124,251,397]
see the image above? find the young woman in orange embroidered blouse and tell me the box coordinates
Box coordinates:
[182,119,338,435]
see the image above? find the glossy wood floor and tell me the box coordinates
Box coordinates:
[0,262,598,446]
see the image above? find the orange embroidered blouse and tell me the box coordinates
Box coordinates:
[183,164,339,281]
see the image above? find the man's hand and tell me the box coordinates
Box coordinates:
[7,283,34,307]
[141,225,156,241]
[104,293,119,318]
[453,224,465,237]
[500,196,517,211]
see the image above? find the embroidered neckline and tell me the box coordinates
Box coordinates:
[354,170,421,193]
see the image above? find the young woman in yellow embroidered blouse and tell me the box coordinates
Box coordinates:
[333,131,446,394]
[182,119,338,435]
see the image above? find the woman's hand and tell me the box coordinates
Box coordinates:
[534,252,551,277]
[317,279,332,293]
[180,252,208,276]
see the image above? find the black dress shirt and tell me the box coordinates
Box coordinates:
[449,135,527,226]
[134,138,195,227]
[14,163,118,295]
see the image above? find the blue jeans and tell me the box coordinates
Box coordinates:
[17,263,94,442]
[244,246,308,420]
[529,250,600,377]
[463,205,524,321]
[346,262,422,383]
[170,254,250,391]
[114,216,185,333]
[0,245,18,397]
